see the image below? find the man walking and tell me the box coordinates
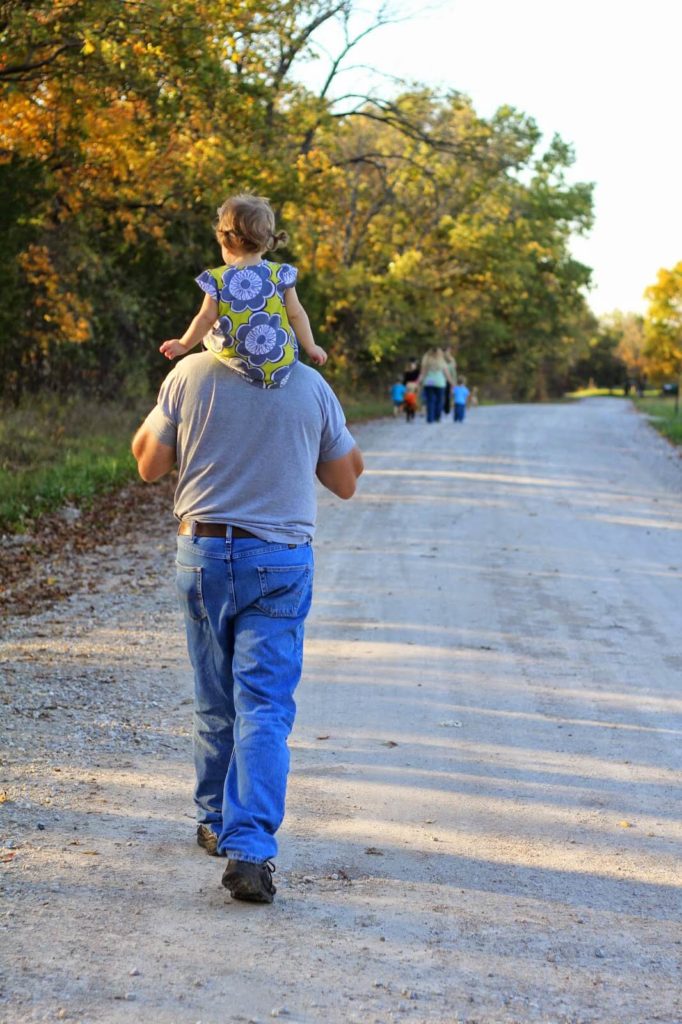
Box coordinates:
[132,353,363,903]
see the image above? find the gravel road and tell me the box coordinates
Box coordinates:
[1,398,681,1024]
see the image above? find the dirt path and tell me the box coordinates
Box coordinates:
[2,398,681,1024]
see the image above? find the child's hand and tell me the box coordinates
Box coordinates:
[159,339,187,360]
[307,344,328,366]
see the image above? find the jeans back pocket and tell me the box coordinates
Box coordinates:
[255,565,312,618]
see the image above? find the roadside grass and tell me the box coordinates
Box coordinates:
[340,390,392,422]
[633,396,682,446]
[564,386,660,399]
[0,396,147,533]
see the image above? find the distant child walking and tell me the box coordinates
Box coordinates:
[390,379,407,416]
[452,378,470,423]
[160,193,327,386]
[403,382,418,422]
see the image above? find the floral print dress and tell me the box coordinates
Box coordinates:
[195,260,299,388]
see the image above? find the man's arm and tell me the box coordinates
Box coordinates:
[316,446,363,499]
[131,423,176,482]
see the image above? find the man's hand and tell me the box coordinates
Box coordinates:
[316,446,363,499]
[159,339,188,360]
[131,424,176,482]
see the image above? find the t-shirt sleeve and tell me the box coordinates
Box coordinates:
[195,270,219,302]
[317,381,356,464]
[276,263,298,292]
[143,368,179,448]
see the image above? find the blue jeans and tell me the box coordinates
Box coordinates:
[175,531,314,863]
[454,403,466,422]
[423,385,444,422]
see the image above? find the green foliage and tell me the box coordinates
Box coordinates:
[0,396,145,530]
[569,320,627,392]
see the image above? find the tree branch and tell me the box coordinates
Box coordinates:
[0,40,82,83]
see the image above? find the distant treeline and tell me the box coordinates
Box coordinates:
[0,2,678,403]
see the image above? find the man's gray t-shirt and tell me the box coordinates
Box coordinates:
[144,354,355,544]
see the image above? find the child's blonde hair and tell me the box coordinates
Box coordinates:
[215,193,287,254]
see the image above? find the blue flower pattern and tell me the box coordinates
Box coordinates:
[204,314,233,354]
[195,270,219,302]
[220,263,275,313]
[269,363,294,386]
[235,312,288,367]
[195,260,298,388]
[276,263,298,297]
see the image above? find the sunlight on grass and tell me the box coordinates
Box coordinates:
[634,396,682,446]
[0,395,148,531]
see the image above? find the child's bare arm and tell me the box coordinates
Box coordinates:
[285,287,327,366]
[160,294,218,360]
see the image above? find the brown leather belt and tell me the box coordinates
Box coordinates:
[177,521,258,539]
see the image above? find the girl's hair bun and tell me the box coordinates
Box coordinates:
[270,229,288,250]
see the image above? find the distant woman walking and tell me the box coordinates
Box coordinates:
[419,348,454,423]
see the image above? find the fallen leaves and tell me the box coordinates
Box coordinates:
[0,476,176,618]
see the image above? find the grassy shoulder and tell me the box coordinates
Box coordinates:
[0,397,146,533]
[339,391,392,423]
[564,386,660,399]
[633,396,682,446]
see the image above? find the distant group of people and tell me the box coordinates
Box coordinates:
[623,378,647,398]
[391,348,478,424]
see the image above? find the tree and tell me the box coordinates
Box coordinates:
[286,91,594,397]
[610,311,646,385]
[643,263,682,410]
[570,319,626,392]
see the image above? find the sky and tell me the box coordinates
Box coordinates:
[296,0,682,316]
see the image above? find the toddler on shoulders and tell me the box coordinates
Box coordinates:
[160,193,327,387]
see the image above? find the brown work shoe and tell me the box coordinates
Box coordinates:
[196,824,220,856]
[222,859,276,903]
